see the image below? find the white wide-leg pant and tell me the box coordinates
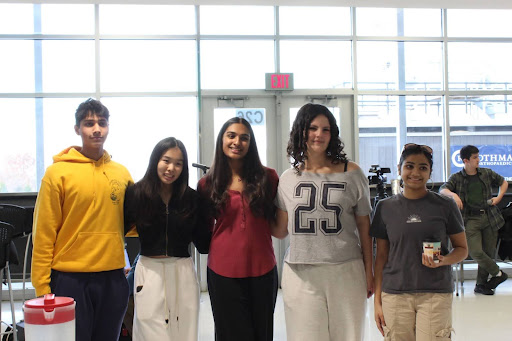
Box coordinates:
[282,259,367,341]
[132,256,200,341]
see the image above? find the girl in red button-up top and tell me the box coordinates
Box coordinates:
[197,117,279,341]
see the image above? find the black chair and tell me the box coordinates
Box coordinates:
[0,205,30,239]
[0,221,18,341]
[0,204,32,301]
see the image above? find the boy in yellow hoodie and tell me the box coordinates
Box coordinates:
[31,98,133,341]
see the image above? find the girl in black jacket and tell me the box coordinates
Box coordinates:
[124,137,210,341]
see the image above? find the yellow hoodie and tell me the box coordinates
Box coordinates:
[31,147,133,296]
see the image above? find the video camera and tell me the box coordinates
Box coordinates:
[368,165,391,205]
[368,165,391,185]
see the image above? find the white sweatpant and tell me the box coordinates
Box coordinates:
[132,256,200,341]
[282,259,367,341]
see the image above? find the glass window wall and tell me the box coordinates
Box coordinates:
[280,41,352,89]
[449,95,512,181]
[100,5,195,35]
[358,95,444,182]
[0,41,35,93]
[448,9,512,38]
[200,6,274,35]
[0,4,34,34]
[448,42,512,91]
[0,99,37,192]
[201,40,275,89]
[279,7,351,36]
[1,4,511,192]
[357,42,443,91]
[101,40,197,92]
[40,4,94,35]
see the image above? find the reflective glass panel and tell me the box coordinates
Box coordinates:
[101,40,197,92]
[357,8,441,37]
[356,8,397,36]
[448,43,512,91]
[357,42,443,91]
[201,40,274,89]
[41,4,94,34]
[280,41,352,89]
[449,95,512,181]
[0,99,37,193]
[279,7,351,36]
[403,9,442,36]
[358,42,397,90]
[0,41,35,93]
[100,5,195,35]
[200,6,274,35]
[101,97,199,184]
[448,9,512,38]
[0,4,33,34]
[42,40,95,92]
[358,95,444,182]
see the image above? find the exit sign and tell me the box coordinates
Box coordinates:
[265,73,294,91]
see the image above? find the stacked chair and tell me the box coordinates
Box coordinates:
[0,204,33,341]
[0,205,32,301]
[0,221,17,341]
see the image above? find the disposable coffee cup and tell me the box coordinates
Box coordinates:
[423,241,441,263]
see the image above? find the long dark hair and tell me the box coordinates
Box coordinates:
[131,137,193,218]
[287,103,347,172]
[203,117,274,220]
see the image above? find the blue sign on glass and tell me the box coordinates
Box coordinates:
[450,144,512,181]
[236,109,265,126]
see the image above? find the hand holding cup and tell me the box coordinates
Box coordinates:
[422,241,442,268]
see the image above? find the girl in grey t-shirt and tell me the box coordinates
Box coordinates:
[371,143,467,340]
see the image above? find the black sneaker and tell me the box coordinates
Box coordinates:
[474,284,494,295]
[486,271,508,289]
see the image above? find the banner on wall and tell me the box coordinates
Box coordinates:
[450,145,512,181]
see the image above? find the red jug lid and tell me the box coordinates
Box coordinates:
[25,294,75,311]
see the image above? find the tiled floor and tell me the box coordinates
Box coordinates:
[3,276,512,340]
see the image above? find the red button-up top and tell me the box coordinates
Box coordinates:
[197,168,278,278]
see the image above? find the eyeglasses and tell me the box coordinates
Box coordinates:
[402,143,433,155]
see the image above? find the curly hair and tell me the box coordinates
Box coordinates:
[287,103,347,172]
[203,117,275,220]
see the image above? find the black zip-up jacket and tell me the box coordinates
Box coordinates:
[124,185,211,257]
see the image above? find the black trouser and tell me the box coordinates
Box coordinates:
[50,269,129,341]
[207,266,278,341]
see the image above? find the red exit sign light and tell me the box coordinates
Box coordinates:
[265,73,294,91]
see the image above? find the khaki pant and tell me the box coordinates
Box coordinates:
[465,215,499,285]
[381,292,453,341]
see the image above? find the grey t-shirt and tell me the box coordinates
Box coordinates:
[370,192,465,294]
[276,167,372,264]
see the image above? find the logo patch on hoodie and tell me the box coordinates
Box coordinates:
[110,180,122,205]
